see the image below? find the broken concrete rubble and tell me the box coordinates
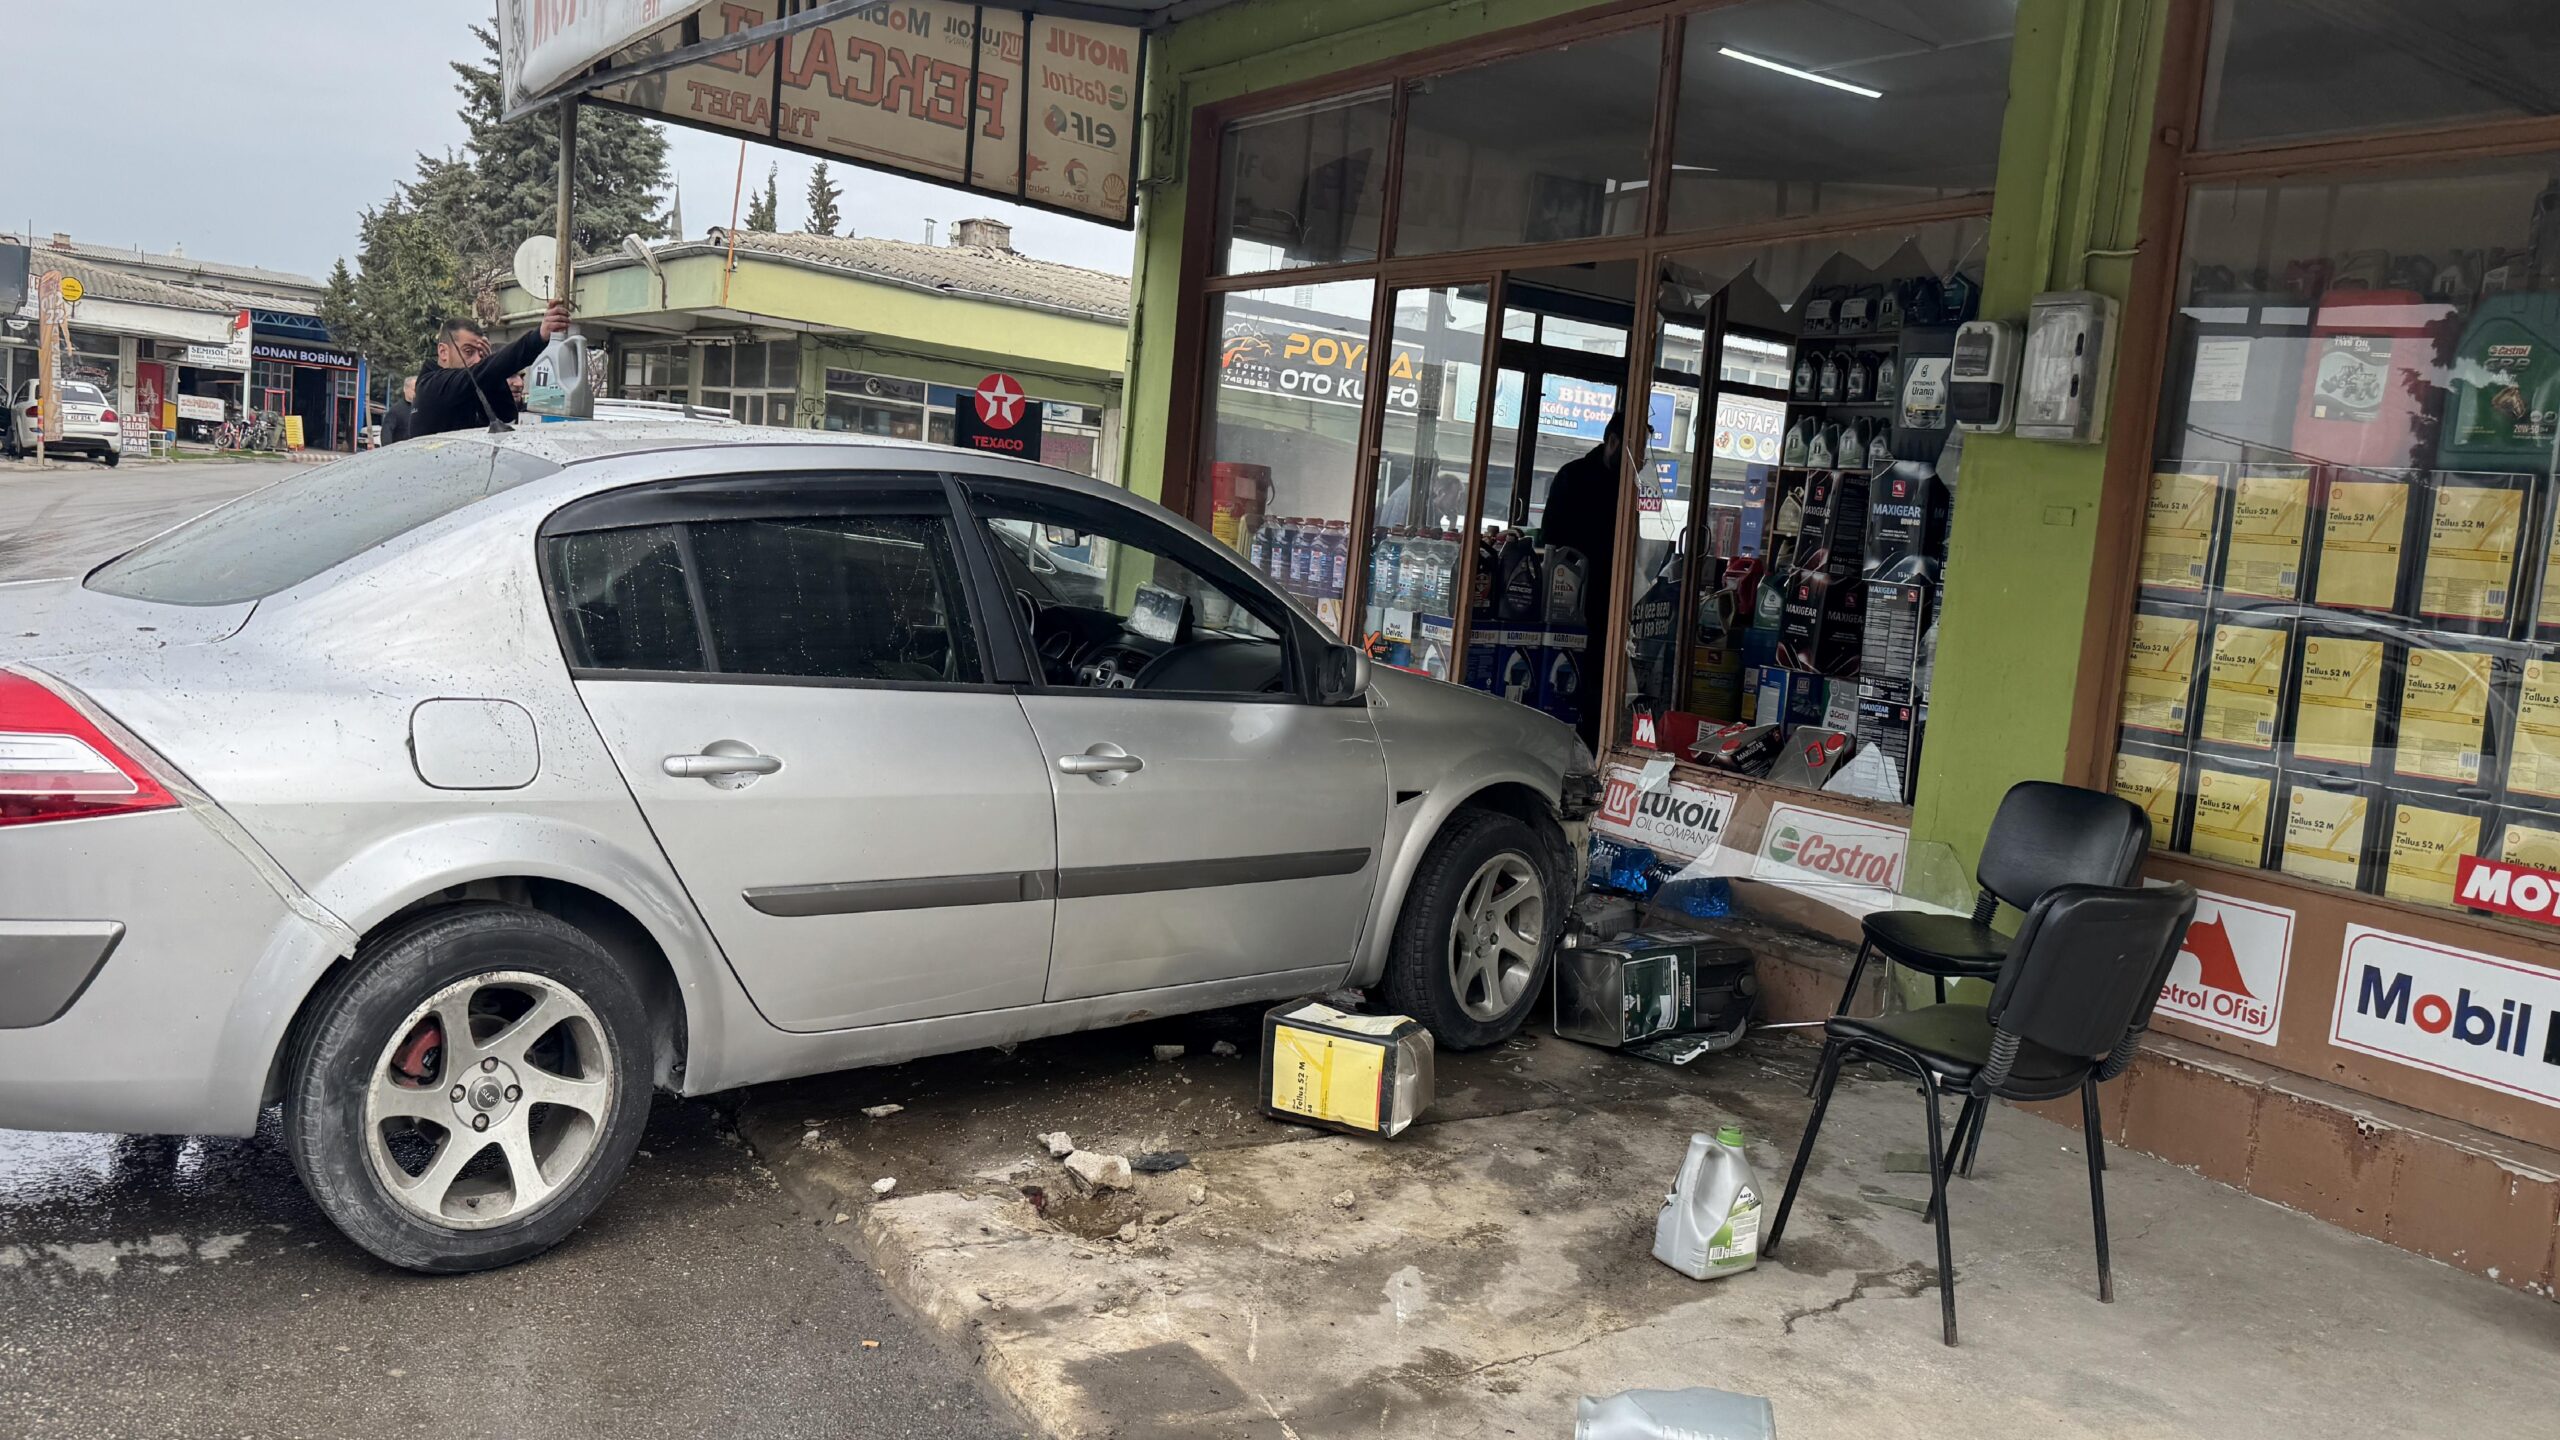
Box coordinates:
[1063,1151,1132,1192]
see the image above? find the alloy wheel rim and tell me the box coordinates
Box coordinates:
[362,970,614,1231]
[1448,852,1545,1022]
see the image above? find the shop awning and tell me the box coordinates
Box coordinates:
[497,0,1243,228]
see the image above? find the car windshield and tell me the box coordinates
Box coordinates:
[86,437,558,605]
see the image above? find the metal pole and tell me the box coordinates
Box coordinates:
[555,99,579,317]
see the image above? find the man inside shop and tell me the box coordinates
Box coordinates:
[1537,410,1627,747]
[409,299,570,438]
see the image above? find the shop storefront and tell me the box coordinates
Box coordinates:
[249,310,360,452]
[1125,0,2560,1297]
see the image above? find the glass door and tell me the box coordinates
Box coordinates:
[1360,282,1493,680]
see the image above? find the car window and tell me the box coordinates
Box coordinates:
[545,510,982,686]
[88,438,558,606]
[973,489,1291,698]
[692,515,980,683]
[547,526,704,672]
[59,383,104,406]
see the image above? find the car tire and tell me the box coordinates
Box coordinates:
[1381,808,1560,1052]
[100,452,118,467]
[285,905,655,1273]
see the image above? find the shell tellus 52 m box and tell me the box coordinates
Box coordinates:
[1260,1002,1436,1138]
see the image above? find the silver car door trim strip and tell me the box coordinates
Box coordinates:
[743,871,1050,917]
[739,849,1372,916]
[1051,848,1373,900]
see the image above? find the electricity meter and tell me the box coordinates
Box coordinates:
[1948,319,2021,432]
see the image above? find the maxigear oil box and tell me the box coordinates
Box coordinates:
[1260,1001,1435,1138]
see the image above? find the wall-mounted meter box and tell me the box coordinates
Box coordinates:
[2017,290,2119,443]
[1948,319,2021,432]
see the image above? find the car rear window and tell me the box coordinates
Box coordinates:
[86,437,559,605]
[59,383,104,405]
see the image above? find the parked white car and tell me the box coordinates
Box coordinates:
[4,379,122,465]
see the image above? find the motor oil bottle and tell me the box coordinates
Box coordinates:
[1653,1126,1761,1281]
[522,333,594,419]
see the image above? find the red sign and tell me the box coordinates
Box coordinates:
[2454,854,2560,925]
[953,370,1043,461]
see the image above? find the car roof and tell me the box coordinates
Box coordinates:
[492,420,1136,508]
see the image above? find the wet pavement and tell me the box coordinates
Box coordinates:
[0,1099,1022,1439]
[0,456,288,584]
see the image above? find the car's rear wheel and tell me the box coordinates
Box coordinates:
[99,451,118,467]
[1381,809,1558,1051]
[285,906,653,1273]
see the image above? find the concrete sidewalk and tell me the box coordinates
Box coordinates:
[740,1013,2560,1438]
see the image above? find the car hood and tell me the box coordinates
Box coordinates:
[1364,664,1584,793]
[0,577,252,665]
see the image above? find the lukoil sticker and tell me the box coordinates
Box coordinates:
[2157,891,2291,1044]
[1750,803,1908,890]
[1594,764,1736,863]
[2330,925,2560,1109]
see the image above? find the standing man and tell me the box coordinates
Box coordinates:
[409,299,571,438]
[382,376,417,445]
[1535,411,1628,747]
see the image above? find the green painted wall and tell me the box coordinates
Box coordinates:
[1908,0,2169,875]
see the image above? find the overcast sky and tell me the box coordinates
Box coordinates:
[10,3,1135,281]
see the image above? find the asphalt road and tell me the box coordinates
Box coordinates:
[0,456,1022,1440]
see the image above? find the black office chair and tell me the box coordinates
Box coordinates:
[1765,880,2196,1347]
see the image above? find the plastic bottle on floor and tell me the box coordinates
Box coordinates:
[1653,1126,1761,1280]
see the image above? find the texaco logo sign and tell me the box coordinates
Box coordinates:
[973,373,1027,430]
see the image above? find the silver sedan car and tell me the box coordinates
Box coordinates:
[1,425,1596,1271]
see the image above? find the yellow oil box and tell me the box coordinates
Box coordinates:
[1260,1001,1435,1138]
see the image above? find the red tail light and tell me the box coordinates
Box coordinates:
[98,409,116,425]
[0,671,178,826]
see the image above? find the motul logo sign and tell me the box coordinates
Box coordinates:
[2454,854,2560,924]
[2329,925,2560,1109]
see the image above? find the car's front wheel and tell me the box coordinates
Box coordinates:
[285,906,654,1273]
[1381,809,1559,1051]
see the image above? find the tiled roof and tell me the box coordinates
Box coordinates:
[29,255,236,313]
[709,228,1128,321]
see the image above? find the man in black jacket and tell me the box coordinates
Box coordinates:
[381,377,416,446]
[410,300,570,438]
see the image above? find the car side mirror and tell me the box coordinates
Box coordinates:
[1315,643,1372,705]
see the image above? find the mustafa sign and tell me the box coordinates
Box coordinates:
[2331,925,2560,1109]
[1594,764,1736,863]
[1751,803,1908,890]
[2157,891,2292,1045]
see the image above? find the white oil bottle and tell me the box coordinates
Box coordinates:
[1653,1125,1762,1280]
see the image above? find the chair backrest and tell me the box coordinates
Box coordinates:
[1988,881,2197,1064]
[1976,780,2153,914]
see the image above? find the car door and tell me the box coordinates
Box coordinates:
[546,472,1059,1032]
[960,477,1388,1002]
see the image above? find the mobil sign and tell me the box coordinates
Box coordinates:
[2156,891,2291,1045]
[2330,925,2560,1109]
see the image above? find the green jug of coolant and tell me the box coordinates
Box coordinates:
[2443,293,2560,464]
[523,333,593,420]
[1654,1125,1761,1280]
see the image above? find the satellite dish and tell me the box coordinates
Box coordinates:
[512,236,559,301]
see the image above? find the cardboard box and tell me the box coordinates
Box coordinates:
[2188,753,2279,868]
[2381,791,2492,910]
[1261,1001,1435,1138]
[2113,739,2188,850]
[2279,772,2378,893]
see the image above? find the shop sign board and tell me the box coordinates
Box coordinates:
[1218,311,1421,412]
[1751,803,1909,891]
[500,0,720,110]
[2330,925,2560,1109]
[251,341,356,370]
[1712,392,1788,464]
[951,371,1041,460]
[2452,854,2560,926]
[1594,763,1736,862]
[176,394,225,423]
[2157,890,2292,1044]
[568,2,1142,225]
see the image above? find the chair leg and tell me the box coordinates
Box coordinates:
[1957,1094,1989,1178]
[1811,942,1876,1096]
[2083,1076,2113,1304]
[1766,1041,1844,1259]
[1920,1075,1958,1346]
[1925,1093,1978,1224]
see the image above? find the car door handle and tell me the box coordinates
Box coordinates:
[663,752,783,779]
[1057,747,1143,777]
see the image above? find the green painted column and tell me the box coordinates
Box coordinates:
[1910,0,2172,876]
